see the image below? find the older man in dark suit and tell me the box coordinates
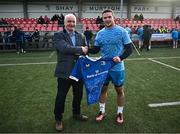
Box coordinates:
[53,14,88,132]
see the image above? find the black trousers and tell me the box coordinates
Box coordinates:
[54,78,83,121]
[141,38,150,51]
[16,41,24,52]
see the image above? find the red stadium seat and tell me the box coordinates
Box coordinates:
[46,26,52,31]
[19,24,25,28]
[22,27,28,31]
[93,26,99,31]
[31,24,36,28]
[53,23,58,27]
[29,27,35,32]
[35,26,41,31]
[54,21,58,24]
[52,26,59,31]
[91,19,96,24]
[36,24,42,27]
[41,26,47,31]
[25,24,31,27]
[48,24,53,27]
[0,27,5,32]
[59,27,63,31]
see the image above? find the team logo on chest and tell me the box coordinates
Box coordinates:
[85,64,90,67]
[100,61,106,65]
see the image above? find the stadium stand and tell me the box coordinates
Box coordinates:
[0,0,179,51]
[0,18,60,32]
[0,17,179,32]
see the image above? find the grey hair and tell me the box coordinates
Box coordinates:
[64,14,76,24]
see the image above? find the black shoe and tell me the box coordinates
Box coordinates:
[73,114,88,121]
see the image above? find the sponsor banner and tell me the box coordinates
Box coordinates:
[131,34,172,41]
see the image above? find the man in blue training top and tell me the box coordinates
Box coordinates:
[88,9,132,125]
[125,25,132,38]
[171,28,179,48]
[137,25,144,49]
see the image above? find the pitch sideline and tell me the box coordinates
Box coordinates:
[0,56,180,67]
[148,58,180,71]
[148,101,180,107]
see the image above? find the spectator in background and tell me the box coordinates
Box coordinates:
[0,32,3,43]
[0,32,3,50]
[134,14,139,21]
[151,28,155,34]
[96,16,103,24]
[51,14,60,21]
[141,25,152,51]
[125,25,132,38]
[139,13,144,22]
[12,27,26,54]
[158,26,166,33]
[60,14,64,21]
[164,26,169,33]
[171,28,179,48]
[158,26,164,33]
[42,32,50,48]
[137,25,144,49]
[148,25,153,50]
[59,14,65,26]
[154,27,159,33]
[37,16,45,24]
[44,15,50,24]
[4,27,11,42]
[0,18,8,26]
[84,27,93,46]
[32,29,40,48]
[131,25,137,34]
[24,32,33,48]
[174,15,180,23]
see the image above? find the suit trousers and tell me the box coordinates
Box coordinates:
[54,77,83,121]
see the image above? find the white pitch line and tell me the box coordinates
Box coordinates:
[49,51,55,58]
[0,56,179,61]
[126,57,147,61]
[148,101,180,107]
[152,56,180,60]
[0,62,56,67]
[0,56,180,67]
[148,58,180,71]
[0,57,48,61]
[127,56,180,61]
[131,42,141,56]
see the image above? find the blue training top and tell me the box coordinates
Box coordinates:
[172,30,179,39]
[95,25,132,71]
[137,27,144,41]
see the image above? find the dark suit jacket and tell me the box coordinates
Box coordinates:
[54,29,86,79]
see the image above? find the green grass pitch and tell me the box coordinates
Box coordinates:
[0,47,180,133]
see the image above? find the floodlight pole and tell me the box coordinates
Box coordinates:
[120,0,123,26]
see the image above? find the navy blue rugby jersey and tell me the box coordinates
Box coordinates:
[69,56,115,105]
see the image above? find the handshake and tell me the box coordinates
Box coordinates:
[81,46,88,54]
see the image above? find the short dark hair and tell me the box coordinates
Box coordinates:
[102,9,114,16]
